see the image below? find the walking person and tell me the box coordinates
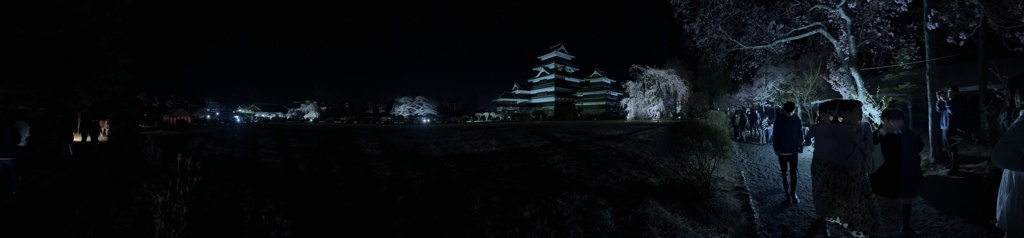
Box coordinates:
[87,116,100,145]
[80,111,92,143]
[739,108,749,141]
[936,86,967,176]
[0,111,22,197]
[992,83,1024,238]
[748,108,761,142]
[733,109,743,140]
[80,111,101,150]
[773,101,803,204]
[804,99,878,237]
[869,108,924,236]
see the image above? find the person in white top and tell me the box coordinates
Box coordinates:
[993,84,1024,238]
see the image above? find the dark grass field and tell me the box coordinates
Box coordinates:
[0,120,751,237]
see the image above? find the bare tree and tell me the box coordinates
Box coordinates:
[693,57,735,111]
[786,56,829,124]
[203,97,226,114]
[671,0,920,124]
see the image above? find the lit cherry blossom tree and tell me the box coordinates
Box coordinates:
[298,100,322,121]
[621,65,690,121]
[390,96,438,119]
[671,0,920,124]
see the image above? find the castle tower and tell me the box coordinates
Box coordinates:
[526,42,582,116]
[494,42,623,119]
[574,69,623,116]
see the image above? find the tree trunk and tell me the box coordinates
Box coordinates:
[978,19,989,134]
[924,0,936,161]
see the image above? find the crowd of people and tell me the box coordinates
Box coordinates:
[730,81,1024,237]
[731,106,775,145]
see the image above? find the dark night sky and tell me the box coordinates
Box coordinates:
[115,0,682,108]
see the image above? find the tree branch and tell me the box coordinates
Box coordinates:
[730,28,840,54]
[859,53,963,70]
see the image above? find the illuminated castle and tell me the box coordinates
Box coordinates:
[494,43,623,118]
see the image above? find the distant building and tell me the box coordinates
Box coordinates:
[161,108,193,125]
[493,43,623,118]
[236,103,289,122]
[575,69,624,116]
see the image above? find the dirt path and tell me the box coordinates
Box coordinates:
[732,140,1004,238]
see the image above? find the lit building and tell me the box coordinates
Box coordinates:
[574,69,623,116]
[494,42,623,118]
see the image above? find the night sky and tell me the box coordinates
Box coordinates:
[9,0,681,108]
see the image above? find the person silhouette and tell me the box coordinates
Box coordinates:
[992,83,1024,238]
[0,111,22,197]
[935,86,967,175]
[772,101,803,204]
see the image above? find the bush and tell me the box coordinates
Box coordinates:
[150,153,202,237]
[687,109,732,132]
[667,117,734,200]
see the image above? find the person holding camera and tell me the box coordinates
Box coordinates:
[935,86,967,176]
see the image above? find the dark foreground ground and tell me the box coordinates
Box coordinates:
[0,121,751,237]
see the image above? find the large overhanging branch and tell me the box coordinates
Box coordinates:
[728,27,841,57]
[783,22,826,39]
[809,0,842,15]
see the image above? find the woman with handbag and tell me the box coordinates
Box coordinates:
[805,99,878,237]
[869,108,924,236]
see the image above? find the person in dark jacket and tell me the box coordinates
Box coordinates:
[773,101,804,204]
[936,86,968,175]
[870,108,924,236]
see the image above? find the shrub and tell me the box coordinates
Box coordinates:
[150,153,202,238]
[667,118,733,200]
[690,109,732,132]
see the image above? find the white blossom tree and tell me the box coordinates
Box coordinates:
[390,96,438,119]
[298,100,322,121]
[671,0,920,124]
[621,65,690,121]
[486,112,499,122]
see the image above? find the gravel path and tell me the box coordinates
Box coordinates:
[732,140,1005,238]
